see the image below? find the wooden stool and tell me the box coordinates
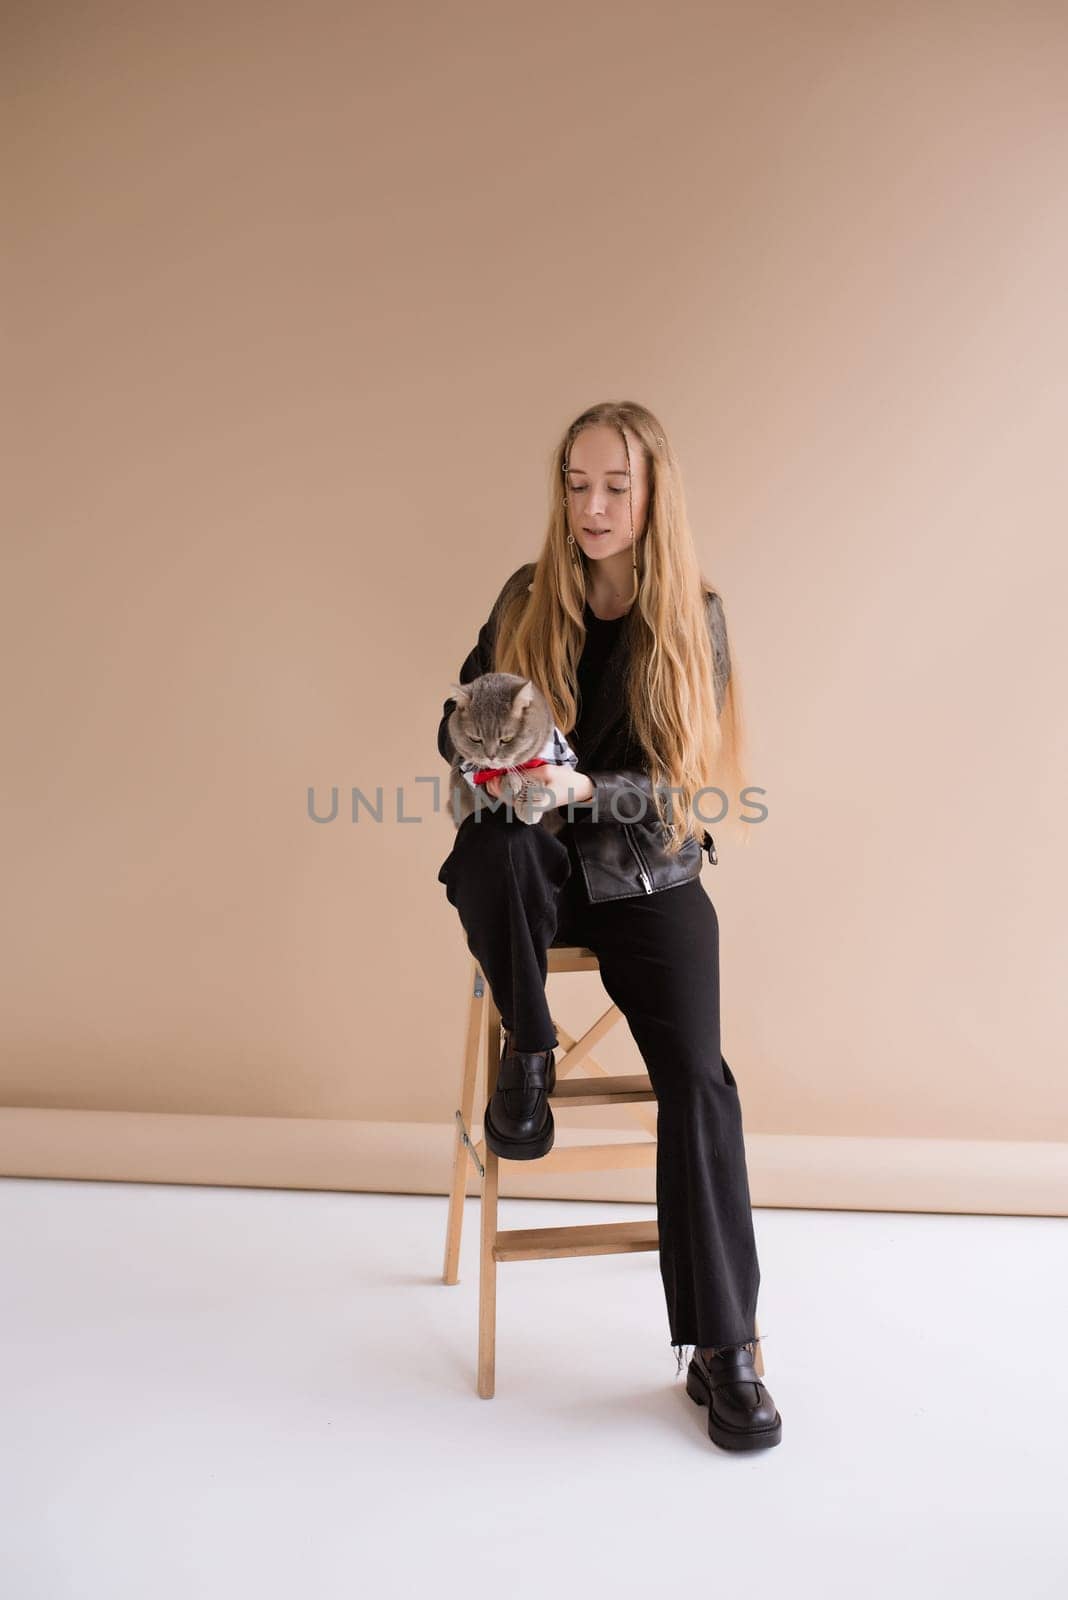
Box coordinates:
[441,944,764,1397]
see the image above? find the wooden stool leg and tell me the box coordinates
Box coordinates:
[753,1315,765,1377]
[443,960,486,1285]
[478,992,502,1398]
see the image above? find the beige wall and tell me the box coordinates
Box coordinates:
[3,3,1066,1200]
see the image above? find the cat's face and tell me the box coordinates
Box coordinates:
[447,673,552,766]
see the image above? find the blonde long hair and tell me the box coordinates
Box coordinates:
[495,400,749,855]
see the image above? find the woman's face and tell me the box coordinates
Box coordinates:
[564,423,650,565]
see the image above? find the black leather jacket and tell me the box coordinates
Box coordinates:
[437,562,730,903]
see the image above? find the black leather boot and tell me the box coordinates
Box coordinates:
[686,1342,782,1450]
[482,1029,557,1161]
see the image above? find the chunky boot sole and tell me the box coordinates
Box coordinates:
[483,1101,555,1160]
[482,1052,557,1161]
[686,1363,783,1451]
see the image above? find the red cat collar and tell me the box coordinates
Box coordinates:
[469,756,551,787]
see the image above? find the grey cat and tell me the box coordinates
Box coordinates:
[445,672,568,834]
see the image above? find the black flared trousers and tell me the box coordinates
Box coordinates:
[436,803,762,1356]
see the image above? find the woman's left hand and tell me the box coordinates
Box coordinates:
[483,765,595,811]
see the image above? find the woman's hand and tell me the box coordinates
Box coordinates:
[483,764,595,811]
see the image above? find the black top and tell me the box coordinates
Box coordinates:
[574,598,628,757]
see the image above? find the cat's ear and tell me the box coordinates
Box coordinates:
[448,681,472,704]
[510,679,535,713]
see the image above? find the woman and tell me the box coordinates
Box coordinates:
[436,401,781,1451]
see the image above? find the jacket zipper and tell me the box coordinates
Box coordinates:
[622,824,653,893]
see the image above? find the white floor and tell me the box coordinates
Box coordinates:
[1,1178,1065,1600]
